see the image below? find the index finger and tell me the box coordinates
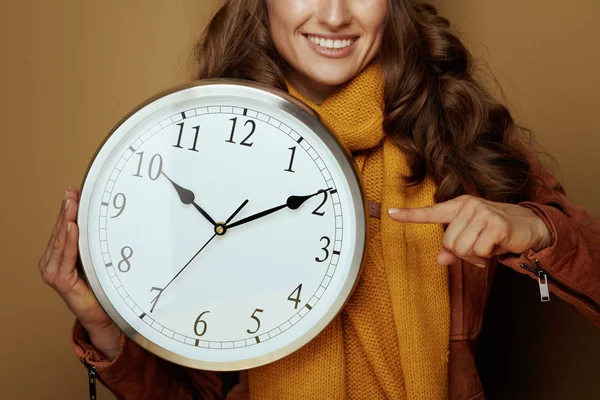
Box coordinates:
[387,199,462,224]
[44,188,73,263]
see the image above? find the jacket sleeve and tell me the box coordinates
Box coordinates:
[498,148,600,328]
[71,319,223,400]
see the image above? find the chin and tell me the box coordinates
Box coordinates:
[302,64,361,88]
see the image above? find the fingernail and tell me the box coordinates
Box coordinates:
[65,199,71,211]
[388,208,400,215]
[67,222,72,233]
[64,188,70,200]
[475,263,486,268]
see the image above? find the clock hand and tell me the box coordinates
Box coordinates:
[161,171,218,227]
[149,199,249,313]
[150,233,217,312]
[225,199,249,225]
[225,188,331,230]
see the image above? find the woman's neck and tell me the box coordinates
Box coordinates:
[287,71,338,105]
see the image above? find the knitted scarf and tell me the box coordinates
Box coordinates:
[247,60,450,399]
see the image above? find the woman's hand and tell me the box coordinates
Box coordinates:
[38,187,121,359]
[388,195,552,267]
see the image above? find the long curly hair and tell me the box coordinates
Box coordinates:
[196,0,534,204]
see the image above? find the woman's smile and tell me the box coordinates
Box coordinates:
[302,33,360,59]
[267,0,387,103]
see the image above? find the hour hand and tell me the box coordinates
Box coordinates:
[161,171,218,227]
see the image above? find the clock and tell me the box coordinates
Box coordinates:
[78,79,367,371]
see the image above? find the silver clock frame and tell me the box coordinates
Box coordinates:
[77,79,368,371]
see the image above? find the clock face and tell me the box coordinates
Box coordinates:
[78,80,366,370]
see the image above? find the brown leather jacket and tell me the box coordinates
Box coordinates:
[72,150,600,400]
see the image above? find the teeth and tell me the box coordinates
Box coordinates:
[307,35,355,49]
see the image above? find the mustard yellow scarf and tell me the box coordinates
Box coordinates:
[248,60,450,399]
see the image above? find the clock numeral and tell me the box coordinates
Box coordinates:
[118,246,133,272]
[110,193,126,218]
[194,311,210,336]
[246,308,263,334]
[173,122,200,152]
[315,236,331,263]
[173,122,185,148]
[227,117,255,147]
[189,125,201,151]
[288,284,303,310]
[149,287,164,313]
[133,152,163,180]
[312,190,328,216]
[284,146,296,173]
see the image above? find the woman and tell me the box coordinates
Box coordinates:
[39,0,600,399]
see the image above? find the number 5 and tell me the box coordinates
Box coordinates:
[247,308,264,334]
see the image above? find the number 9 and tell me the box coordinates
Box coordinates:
[111,193,126,218]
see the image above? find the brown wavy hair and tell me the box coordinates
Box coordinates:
[196,0,534,204]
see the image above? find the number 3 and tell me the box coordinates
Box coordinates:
[315,236,330,263]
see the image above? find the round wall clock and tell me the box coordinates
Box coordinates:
[78,79,367,371]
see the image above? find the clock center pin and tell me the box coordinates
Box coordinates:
[215,224,227,236]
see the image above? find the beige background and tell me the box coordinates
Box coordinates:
[1,1,598,399]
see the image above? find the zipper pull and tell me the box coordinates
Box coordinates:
[535,258,551,303]
[537,270,551,302]
[82,360,98,400]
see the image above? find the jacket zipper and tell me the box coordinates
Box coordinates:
[82,359,126,400]
[82,360,97,400]
[519,258,600,313]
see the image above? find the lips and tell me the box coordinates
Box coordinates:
[304,34,357,50]
[302,33,360,59]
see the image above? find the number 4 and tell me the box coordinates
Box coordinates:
[288,284,303,309]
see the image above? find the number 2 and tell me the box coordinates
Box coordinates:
[312,190,328,216]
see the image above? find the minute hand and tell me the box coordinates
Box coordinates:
[225,189,330,229]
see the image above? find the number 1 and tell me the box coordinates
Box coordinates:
[285,146,296,173]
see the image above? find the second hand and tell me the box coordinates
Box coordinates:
[150,199,249,313]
